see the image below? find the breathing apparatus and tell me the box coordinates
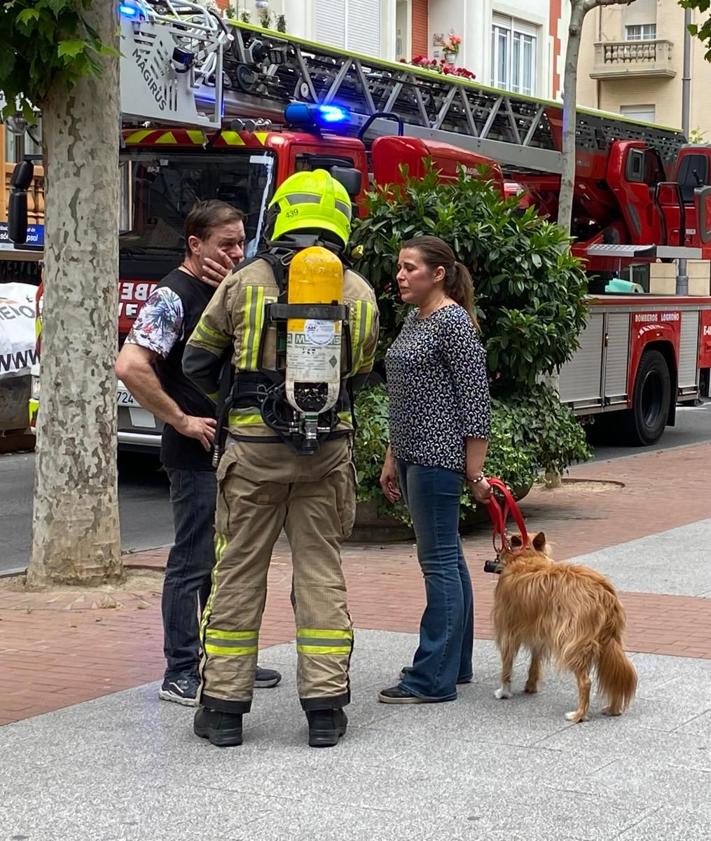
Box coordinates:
[235,169,355,454]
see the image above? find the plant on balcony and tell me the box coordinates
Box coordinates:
[401,56,476,80]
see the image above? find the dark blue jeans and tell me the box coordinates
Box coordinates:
[398,461,474,701]
[163,468,216,680]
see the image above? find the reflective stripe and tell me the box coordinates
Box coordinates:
[125,129,154,144]
[297,645,352,655]
[206,629,258,641]
[193,319,231,352]
[298,629,353,638]
[249,287,267,369]
[296,628,353,655]
[349,301,363,373]
[229,409,263,426]
[220,130,246,146]
[334,199,352,219]
[359,301,375,369]
[205,644,259,657]
[297,636,352,648]
[187,130,206,145]
[254,131,269,145]
[156,132,177,144]
[238,285,265,371]
[283,193,321,205]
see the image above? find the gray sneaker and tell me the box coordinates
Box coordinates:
[159,675,199,706]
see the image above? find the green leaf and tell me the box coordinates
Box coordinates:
[58,40,87,60]
[17,8,40,25]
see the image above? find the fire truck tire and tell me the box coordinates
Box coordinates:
[623,349,671,446]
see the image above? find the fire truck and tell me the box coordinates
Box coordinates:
[4,0,711,449]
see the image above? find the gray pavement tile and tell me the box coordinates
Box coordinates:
[2,632,711,841]
[565,519,711,596]
[616,807,711,841]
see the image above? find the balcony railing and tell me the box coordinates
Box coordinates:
[591,39,675,79]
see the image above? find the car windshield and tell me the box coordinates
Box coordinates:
[118,149,275,268]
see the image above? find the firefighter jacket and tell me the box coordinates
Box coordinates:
[183,252,379,441]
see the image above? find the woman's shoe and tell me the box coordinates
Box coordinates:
[378,686,429,704]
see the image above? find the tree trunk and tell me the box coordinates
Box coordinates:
[27,2,122,588]
[557,1,587,233]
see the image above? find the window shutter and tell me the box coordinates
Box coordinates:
[346,0,381,57]
[315,0,346,49]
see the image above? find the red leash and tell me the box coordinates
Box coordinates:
[485,477,529,557]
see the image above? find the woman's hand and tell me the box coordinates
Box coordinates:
[380,457,401,503]
[468,475,492,505]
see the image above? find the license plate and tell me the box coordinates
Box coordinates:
[117,388,139,407]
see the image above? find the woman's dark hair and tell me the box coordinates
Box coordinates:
[401,235,478,326]
[184,200,245,256]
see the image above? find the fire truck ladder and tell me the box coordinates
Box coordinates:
[121,5,686,175]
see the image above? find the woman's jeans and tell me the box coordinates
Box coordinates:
[397,461,474,701]
[163,468,216,681]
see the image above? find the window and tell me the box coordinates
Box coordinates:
[314,0,382,58]
[118,150,276,264]
[620,105,656,124]
[491,16,537,96]
[625,24,657,41]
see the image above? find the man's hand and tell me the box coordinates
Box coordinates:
[201,250,233,288]
[175,414,217,451]
[380,458,401,503]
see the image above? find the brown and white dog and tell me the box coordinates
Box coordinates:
[492,531,637,722]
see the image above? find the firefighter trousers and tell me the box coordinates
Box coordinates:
[199,436,356,714]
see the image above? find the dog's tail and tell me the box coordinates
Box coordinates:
[597,635,637,714]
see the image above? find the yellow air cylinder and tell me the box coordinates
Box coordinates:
[285,246,344,416]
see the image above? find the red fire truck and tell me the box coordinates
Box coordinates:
[6,0,711,448]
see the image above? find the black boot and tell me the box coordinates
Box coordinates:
[306,708,348,748]
[193,707,243,747]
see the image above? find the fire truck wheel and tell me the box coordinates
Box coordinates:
[623,349,671,446]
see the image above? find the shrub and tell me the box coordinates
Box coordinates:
[349,164,591,522]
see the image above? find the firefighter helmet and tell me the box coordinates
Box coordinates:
[269,169,352,246]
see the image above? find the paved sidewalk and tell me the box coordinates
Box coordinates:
[1,443,710,839]
[1,632,710,841]
[2,442,710,726]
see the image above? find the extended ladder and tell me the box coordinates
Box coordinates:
[120,2,686,175]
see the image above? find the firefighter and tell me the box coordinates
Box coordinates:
[183,169,379,748]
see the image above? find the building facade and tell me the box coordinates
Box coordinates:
[576,0,711,294]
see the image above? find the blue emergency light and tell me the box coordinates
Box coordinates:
[284,102,351,131]
[119,3,141,18]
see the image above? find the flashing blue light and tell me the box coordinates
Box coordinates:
[119,3,140,18]
[317,105,349,124]
[284,102,351,131]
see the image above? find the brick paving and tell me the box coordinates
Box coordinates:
[1,442,709,726]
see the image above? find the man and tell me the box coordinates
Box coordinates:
[115,200,281,706]
[183,170,379,748]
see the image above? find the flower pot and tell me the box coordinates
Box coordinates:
[347,500,414,543]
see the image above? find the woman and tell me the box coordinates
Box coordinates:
[378,235,491,704]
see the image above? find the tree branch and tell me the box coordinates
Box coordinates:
[582,0,634,11]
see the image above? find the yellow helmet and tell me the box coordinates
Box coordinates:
[269,169,352,246]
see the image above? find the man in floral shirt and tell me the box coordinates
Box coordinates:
[115,200,281,705]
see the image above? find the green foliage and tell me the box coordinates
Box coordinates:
[353,384,410,522]
[349,165,591,522]
[0,0,116,118]
[354,384,591,525]
[679,1,711,60]
[350,165,589,395]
